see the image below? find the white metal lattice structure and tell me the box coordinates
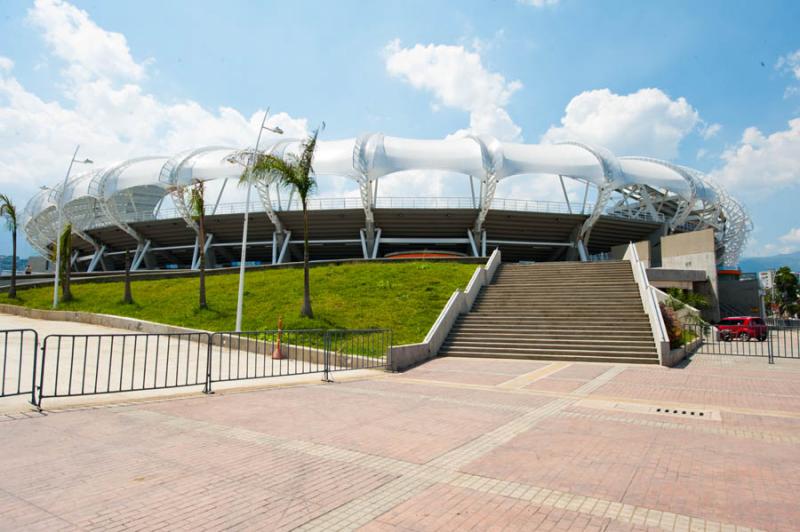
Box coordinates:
[23,135,751,266]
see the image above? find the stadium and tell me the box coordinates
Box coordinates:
[20,135,751,271]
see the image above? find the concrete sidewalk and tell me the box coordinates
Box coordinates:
[1,351,799,530]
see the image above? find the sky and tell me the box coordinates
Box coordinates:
[1,0,799,260]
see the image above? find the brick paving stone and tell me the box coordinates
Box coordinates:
[0,353,797,530]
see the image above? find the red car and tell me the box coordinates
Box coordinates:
[717,316,768,342]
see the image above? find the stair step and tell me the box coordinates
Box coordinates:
[439,261,657,365]
[473,300,644,306]
[438,346,658,360]
[457,317,651,325]
[451,325,654,333]
[439,351,660,364]
[439,345,658,359]
[442,341,656,354]
[447,332,655,342]
[464,312,648,318]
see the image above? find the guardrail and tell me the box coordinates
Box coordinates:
[38,332,212,405]
[0,329,39,404]
[89,196,666,228]
[209,329,390,384]
[24,328,390,408]
[684,322,800,362]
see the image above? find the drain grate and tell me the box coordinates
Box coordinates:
[655,407,706,417]
[575,398,721,421]
[649,405,719,420]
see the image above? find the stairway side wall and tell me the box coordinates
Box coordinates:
[389,249,502,371]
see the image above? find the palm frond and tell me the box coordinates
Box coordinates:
[187,182,205,221]
[0,193,16,230]
[298,128,319,181]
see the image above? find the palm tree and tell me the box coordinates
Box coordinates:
[0,194,18,298]
[187,180,208,309]
[250,128,321,318]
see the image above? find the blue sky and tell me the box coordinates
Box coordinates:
[1,0,799,260]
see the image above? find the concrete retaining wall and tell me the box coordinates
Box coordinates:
[383,249,503,371]
[388,343,430,371]
[0,304,204,335]
[663,337,702,367]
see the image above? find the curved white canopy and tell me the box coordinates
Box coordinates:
[23,135,750,265]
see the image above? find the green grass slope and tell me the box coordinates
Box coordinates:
[4,262,477,345]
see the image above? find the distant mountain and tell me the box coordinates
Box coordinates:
[739,251,800,273]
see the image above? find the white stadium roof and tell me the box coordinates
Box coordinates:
[23,134,750,267]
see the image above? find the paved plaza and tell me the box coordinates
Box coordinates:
[1,351,799,531]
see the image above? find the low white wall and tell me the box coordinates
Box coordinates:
[0,304,204,335]
[389,343,430,371]
[623,244,671,364]
[406,248,501,369]
[663,337,702,367]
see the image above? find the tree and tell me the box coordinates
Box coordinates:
[187,180,208,309]
[57,223,74,302]
[251,127,321,318]
[0,194,18,298]
[774,266,799,317]
[123,249,133,304]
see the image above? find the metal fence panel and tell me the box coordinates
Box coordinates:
[38,332,212,405]
[209,329,390,385]
[684,323,800,361]
[0,329,38,403]
[21,328,390,408]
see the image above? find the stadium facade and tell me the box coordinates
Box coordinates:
[21,135,751,271]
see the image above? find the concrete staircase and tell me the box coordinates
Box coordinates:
[439,261,660,364]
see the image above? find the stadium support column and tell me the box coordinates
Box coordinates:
[557,142,624,262]
[353,133,385,259]
[71,229,103,272]
[468,135,503,257]
[359,179,377,258]
[253,180,290,264]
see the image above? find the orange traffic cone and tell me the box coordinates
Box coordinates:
[272,317,284,360]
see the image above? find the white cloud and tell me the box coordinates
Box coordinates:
[708,118,800,194]
[541,88,701,159]
[0,0,307,203]
[701,123,721,140]
[777,49,800,98]
[384,40,523,141]
[779,228,800,245]
[28,0,146,82]
[517,0,560,6]
[776,49,800,81]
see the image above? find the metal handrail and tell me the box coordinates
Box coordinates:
[78,196,668,228]
[626,243,668,361]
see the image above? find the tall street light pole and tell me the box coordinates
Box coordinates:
[235,109,283,331]
[53,145,93,308]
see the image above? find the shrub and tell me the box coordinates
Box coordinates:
[660,302,684,349]
[666,287,709,310]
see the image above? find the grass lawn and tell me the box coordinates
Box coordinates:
[3,262,477,345]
